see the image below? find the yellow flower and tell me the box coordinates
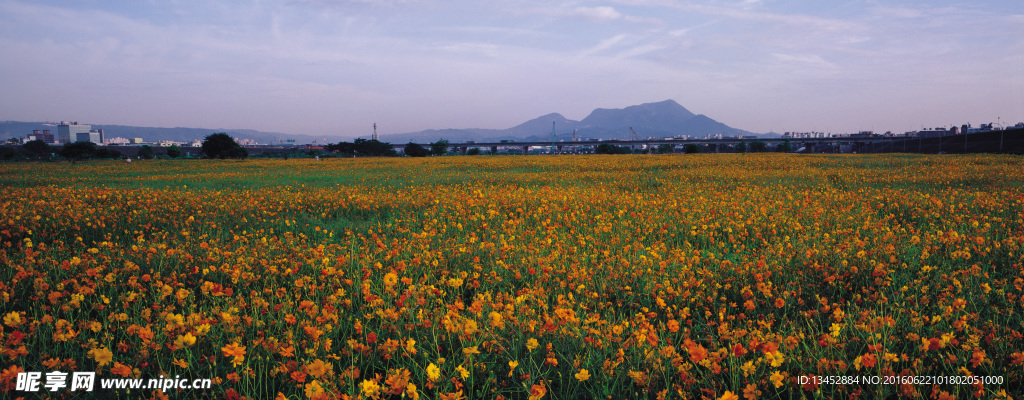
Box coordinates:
[575,368,591,381]
[360,379,381,399]
[719,391,739,400]
[4,312,21,327]
[426,363,441,381]
[769,370,786,388]
[174,333,197,349]
[463,320,478,335]
[172,358,189,369]
[456,365,470,380]
[526,338,539,351]
[305,380,326,399]
[383,271,398,289]
[488,311,504,328]
[740,360,756,377]
[90,346,114,367]
[405,339,417,355]
[462,346,480,356]
[508,360,519,377]
[406,383,419,400]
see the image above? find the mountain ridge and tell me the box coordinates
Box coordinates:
[385,100,760,143]
[2,100,763,144]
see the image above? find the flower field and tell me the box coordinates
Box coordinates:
[1,154,1023,399]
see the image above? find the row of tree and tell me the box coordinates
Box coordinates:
[2,133,247,161]
[3,133,795,162]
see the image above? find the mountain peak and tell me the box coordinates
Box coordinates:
[581,99,696,131]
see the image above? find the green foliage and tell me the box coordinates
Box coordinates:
[657,144,674,154]
[137,145,155,159]
[404,142,429,157]
[167,144,182,158]
[202,133,248,159]
[0,146,18,160]
[59,142,98,161]
[430,139,450,156]
[750,140,768,153]
[684,143,701,154]
[23,140,50,156]
[777,139,793,153]
[736,140,748,153]
[327,139,396,157]
[595,143,630,154]
[467,148,481,155]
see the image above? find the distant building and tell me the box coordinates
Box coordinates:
[107,137,131,145]
[58,122,91,144]
[131,138,145,144]
[27,129,55,143]
[962,123,994,134]
[75,129,104,145]
[916,127,956,138]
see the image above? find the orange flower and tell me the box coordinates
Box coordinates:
[111,362,133,377]
[528,383,547,400]
[304,359,331,379]
[719,391,739,400]
[291,371,307,383]
[774,298,785,308]
[221,342,246,367]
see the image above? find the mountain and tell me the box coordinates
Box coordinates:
[2,100,759,145]
[392,100,759,142]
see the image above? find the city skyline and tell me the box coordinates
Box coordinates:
[1,0,1022,137]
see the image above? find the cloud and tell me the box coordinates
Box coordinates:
[578,34,629,58]
[572,6,623,22]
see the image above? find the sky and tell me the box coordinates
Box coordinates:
[1,0,1022,138]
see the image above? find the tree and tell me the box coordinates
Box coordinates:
[467,148,481,155]
[430,139,449,156]
[749,140,768,153]
[0,147,18,160]
[201,133,248,159]
[595,143,629,154]
[60,141,98,162]
[167,144,182,158]
[657,144,674,154]
[776,139,793,153]
[404,142,429,157]
[354,138,396,156]
[23,140,51,157]
[137,145,155,159]
[736,140,748,153]
[684,143,701,154]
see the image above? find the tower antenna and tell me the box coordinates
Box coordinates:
[373,123,378,141]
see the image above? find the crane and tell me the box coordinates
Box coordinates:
[629,127,641,141]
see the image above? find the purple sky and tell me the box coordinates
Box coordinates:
[2,0,1022,138]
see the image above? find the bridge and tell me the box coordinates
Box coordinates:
[389,132,1023,154]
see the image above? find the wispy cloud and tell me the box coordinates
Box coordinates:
[1,0,1021,136]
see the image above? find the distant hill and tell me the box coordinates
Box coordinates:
[391,100,760,143]
[0,121,340,145]
[2,100,761,145]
